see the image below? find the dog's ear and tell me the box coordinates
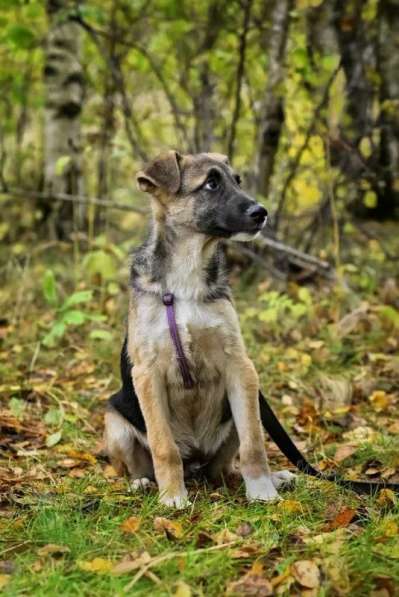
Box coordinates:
[137,150,182,195]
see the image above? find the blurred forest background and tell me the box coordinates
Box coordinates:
[1,1,399,595]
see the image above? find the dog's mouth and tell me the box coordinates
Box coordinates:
[230,216,267,242]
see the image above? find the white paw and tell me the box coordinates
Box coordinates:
[159,489,191,509]
[244,474,281,502]
[129,477,151,491]
[271,470,296,489]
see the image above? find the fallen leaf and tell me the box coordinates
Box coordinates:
[278,499,303,514]
[326,507,357,530]
[213,528,239,545]
[112,551,152,575]
[334,444,357,463]
[120,516,141,534]
[78,557,113,574]
[37,544,70,557]
[226,572,273,596]
[154,517,183,540]
[377,489,397,507]
[61,448,97,465]
[291,560,320,589]
[103,464,118,478]
[231,544,263,559]
[46,431,62,448]
[236,522,254,537]
[369,390,392,412]
[174,579,192,596]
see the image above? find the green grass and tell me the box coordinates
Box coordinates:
[1,234,399,596]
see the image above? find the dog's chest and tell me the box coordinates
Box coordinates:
[134,296,237,384]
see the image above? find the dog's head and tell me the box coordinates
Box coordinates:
[137,150,267,241]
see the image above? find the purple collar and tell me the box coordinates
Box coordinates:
[162,292,195,390]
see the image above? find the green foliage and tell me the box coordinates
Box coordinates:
[41,270,103,347]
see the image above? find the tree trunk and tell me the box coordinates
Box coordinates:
[192,1,227,152]
[255,0,293,198]
[43,0,84,238]
[377,0,399,218]
[333,0,398,219]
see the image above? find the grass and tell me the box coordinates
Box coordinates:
[1,230,399,596]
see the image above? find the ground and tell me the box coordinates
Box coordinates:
[1,227,399,596]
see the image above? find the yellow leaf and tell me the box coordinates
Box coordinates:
[62,448,97,465]
[213,528,239,545]
[0,575,10,589]
[154,517,183,539]
[291,560,320,589]
[377,489,397,507]
[369,390,392,412]
[174,580,192,597]
[37,544,70,557]
[120,516,141,534]
[278,499,303,514]
[78,557,113,574]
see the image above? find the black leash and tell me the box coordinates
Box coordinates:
[259,391,399,495]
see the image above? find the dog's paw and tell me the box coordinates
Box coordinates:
[271,470,296,489]
[244,474,281,502]
[159,487,191,509]
[129,477,151,491]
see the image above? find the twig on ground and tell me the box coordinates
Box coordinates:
[123,541,237,592]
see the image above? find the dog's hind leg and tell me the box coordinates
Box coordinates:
[205,425,239,482]
[104,407,154,488]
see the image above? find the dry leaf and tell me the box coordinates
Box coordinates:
[174,580,192,596]
[369,391,393,412]
[154,517,183,539]
[291,560,320,589]
[231,544,263,559]
[326,507,357,530]
[61,448,97,465]
[213,528,239,545]
[377,489,397,507]
[120,516,141,534]
[334,444,357,463]
[37,544,70,557]
[78,557,113,574]
[112,552,151,575]
[226,572,273,596]
[103,464,118,478]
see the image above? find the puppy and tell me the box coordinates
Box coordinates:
[104,151,294,507]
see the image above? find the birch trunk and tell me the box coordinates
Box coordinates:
[43,0,84,237]
[255,0,293,198]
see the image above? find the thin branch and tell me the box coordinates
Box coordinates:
[3,187,334,275]
[73,15,148,162]
[0,188,147,215]
[273,61,342,232]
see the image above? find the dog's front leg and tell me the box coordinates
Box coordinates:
[226,357,279,502]
[133,367,189,508]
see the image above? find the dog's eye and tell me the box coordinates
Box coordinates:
[234,174,241,186]
[204,177,220,191]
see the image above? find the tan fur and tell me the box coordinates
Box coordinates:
[104,151,292,507]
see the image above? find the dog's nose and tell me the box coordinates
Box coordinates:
[247,204,268,224]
